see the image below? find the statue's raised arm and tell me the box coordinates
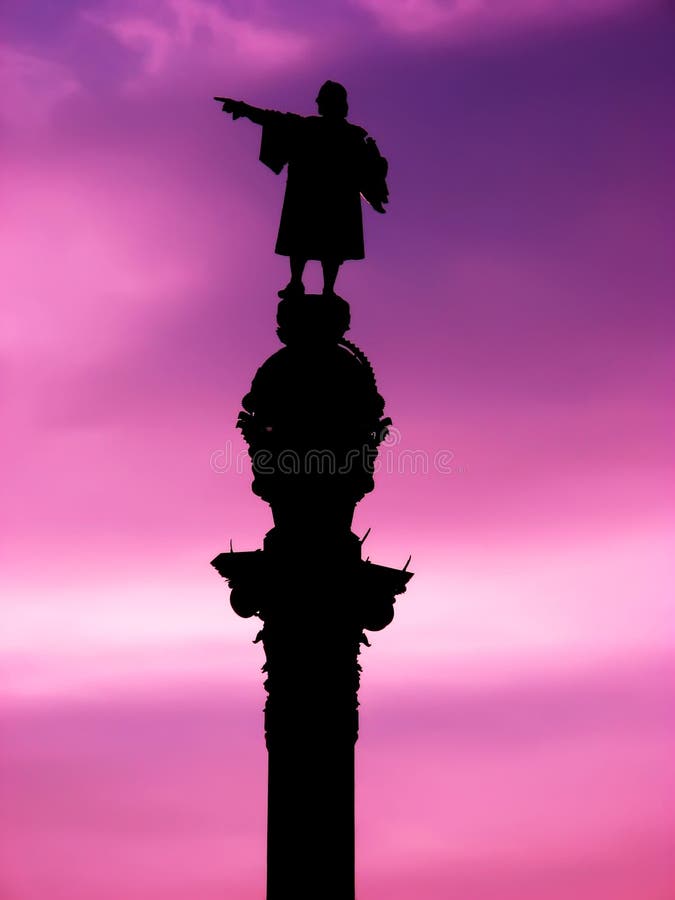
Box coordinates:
[215,82,388,299]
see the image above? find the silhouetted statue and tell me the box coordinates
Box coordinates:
[215,81,388,298]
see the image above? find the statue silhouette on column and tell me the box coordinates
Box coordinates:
[216,81,389,298]
[212,80,410,900]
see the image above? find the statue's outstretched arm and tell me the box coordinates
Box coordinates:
[217,98,271,126]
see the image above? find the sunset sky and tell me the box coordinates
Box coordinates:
[2,1,674,897]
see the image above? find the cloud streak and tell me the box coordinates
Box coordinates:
[86,0,310,85]
[355,0,656,41]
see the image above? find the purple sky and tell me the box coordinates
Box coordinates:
[2,1,675,898]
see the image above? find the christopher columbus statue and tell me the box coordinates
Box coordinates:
[216,81,389,298]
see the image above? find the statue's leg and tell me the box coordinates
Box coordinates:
[321,258,341,296]
[278,257,307,298]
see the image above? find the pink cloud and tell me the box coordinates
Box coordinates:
[0,46,81,129]
[3,525,673,703]
[355,0,656,40]
[85,0,310,85]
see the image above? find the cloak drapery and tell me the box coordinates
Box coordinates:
[259,112,388,262]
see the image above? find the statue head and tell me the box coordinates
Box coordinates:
[316,81,348,119]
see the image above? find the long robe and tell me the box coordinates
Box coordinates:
[259,112,385,262]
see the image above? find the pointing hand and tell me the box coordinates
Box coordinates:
[220,98,243,119]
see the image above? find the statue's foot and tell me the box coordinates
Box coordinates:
[321,287,338,298]
[278,282,305,299]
